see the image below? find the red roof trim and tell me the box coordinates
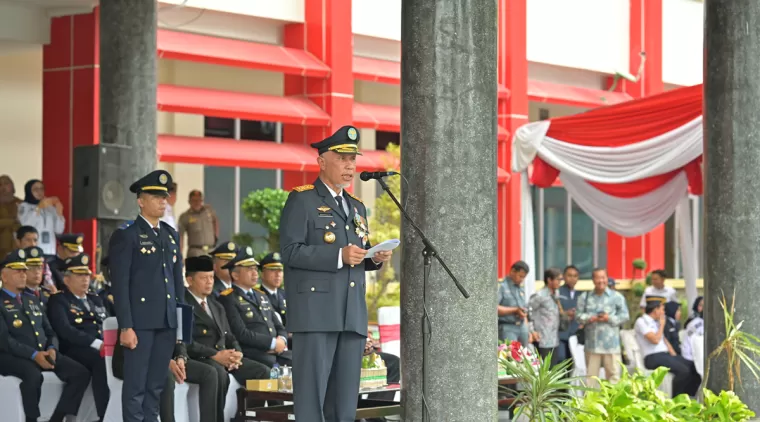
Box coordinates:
[157,30,330,78]
[157,84,330,126]
[158,134,510,184]
[353,102,401,132]
[528,80,632,108]
[352,56,509,98]
[157,134,392,172]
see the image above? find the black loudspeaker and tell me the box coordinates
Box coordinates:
[72,144,138,220]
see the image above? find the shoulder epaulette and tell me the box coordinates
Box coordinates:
[293,184,314,193]
[347,191,364,204]
[118,220,135,230]
[51,290,61,295]
[254,287,266,294]
[220,288,234,297]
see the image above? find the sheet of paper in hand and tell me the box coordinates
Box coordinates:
[364,239,401,259]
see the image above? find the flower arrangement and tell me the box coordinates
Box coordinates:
[498,340,539,377]
[360,352,387,389]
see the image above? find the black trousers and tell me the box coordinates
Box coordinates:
[65,347,109,419]
[161,359,221,422]
[0,352,90,420]
[122,328,175,422]
[644,352,701,397]
[292,331,366,422]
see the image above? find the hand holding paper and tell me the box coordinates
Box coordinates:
[365,239,401,259]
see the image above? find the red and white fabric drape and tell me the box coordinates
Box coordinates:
[512,84,703,304]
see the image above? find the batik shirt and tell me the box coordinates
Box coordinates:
[577,288,630,354]
[529,288,560,348]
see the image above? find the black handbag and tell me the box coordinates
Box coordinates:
[575,293,589,345]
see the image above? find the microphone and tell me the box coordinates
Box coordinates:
[359,171,399,181]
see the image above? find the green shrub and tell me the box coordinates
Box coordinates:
[572,367,755,421]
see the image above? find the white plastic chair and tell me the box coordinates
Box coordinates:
[102,317,190,422]
[621,329,674,397]
[377,307,400,358]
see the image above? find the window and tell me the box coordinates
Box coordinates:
[533,186,606,279]
[376,131,400,151]
[202,117,281,242]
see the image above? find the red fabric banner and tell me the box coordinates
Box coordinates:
[530,84,704,196]
[378,324,400,343]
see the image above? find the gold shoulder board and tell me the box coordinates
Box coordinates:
[51,291,61,295]
[254,287,266,294]
[220,288,234,297]
[347,192,364,204]
[293,184,314,193]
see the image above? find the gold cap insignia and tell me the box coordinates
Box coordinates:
[30,248,38,257]
[246,246,253,256]
[18,249,25,259]
[81,255,89,265]
[159,174,168,184]
[76,236,83,244]
[347,127,358,141]
[273,252,280,260]
[227,242,236,251]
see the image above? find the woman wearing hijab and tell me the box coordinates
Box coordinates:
[0,175,21,258]
[663,301,683,356]
[681,296,704,363]
[17,179,65,255]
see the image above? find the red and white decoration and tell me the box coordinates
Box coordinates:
[512,85,703,304]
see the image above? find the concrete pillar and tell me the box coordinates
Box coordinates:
[99,0,158,252]
[400,1,498,420]
[704,0,760,409]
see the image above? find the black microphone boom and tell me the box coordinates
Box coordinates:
[359,171,399,181]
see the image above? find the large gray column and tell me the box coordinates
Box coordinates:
[704,0,760,410]
[400,1,498,420]
[98,0,158,254]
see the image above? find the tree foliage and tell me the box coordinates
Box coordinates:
[366,143,401,321]
[240,188,290,253]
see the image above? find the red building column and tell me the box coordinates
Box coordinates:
[42,10,99,260]
[281,0,354,190]
[606,0,664,278]
[497,0,528,278]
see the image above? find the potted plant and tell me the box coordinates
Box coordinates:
[499,348,583,421]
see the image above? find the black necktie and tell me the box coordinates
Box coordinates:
[335,195,346,219]
[153,227,160,236]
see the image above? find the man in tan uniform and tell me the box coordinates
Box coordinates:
[178,190,219,258]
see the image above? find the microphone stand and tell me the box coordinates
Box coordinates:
[375,176,469,422]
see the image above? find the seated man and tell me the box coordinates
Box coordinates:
[184,255,270,420]
[635,296,701,397]
[46,233,84,290]
[218,246,292,368]
[256,252,287,326]
[46,253,110,420]
[23,246,53,308]
[0,249,90,422]
[210,241,238,297]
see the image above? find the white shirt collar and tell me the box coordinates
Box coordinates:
[322,180,343,198]
[262,285,277,295]
[188,290,208,306]
[218,279,232,290]
[139,214,159,230]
